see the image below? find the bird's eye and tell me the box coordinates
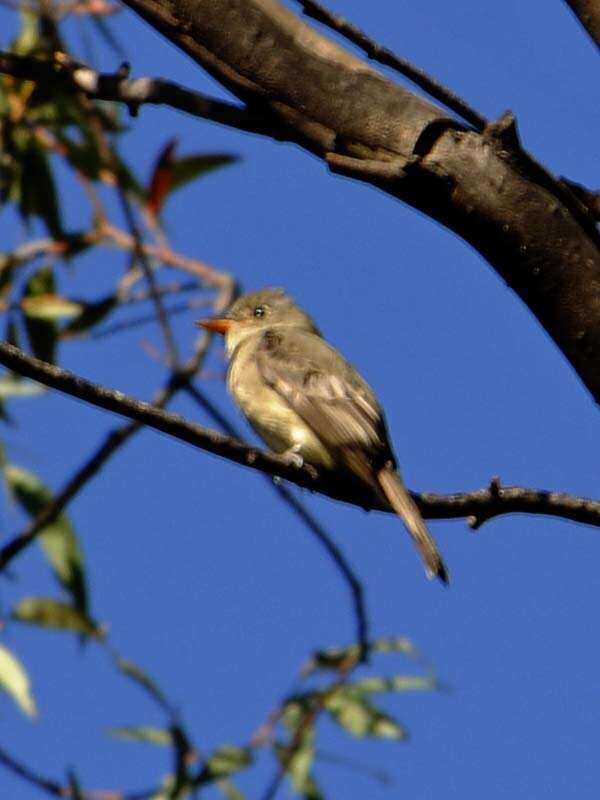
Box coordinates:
[253,305,266,318]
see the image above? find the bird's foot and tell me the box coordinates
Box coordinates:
[281,445,304,469]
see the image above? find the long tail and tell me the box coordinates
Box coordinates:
[377,464,449,583]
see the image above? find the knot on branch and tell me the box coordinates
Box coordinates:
[468,476,504,531]
[484,111,521,152]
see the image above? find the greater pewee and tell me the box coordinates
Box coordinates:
[198,288,448,583]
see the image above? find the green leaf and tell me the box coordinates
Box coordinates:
[0,643,37,717]
[114,157,144,198]
[22,267,58,362]
[24,265,55,297]
[274,738,322,800]
[169,154,237,196]
[54,131,104,183]
[12,597,102,638]
[325,690,406,740]
[349,675,435,694]
[3,464,88,617]
[18,139,63,238]
[108,726,173,746]
[305,638,418,676]
[288,737,318,798]
[0,374,45,398]
[115,657,171,712]
[5,315,20,347]
[217,780,247,800]
[21,294,82,321]
[0,254,16,296]
[13,10,40,56]
[199,746,252,783]
[62,295,118,338]
[281,699,305,733]
[150,774,191,800]
[371,637,416,656]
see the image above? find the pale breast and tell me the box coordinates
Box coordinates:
[227,339,334,467]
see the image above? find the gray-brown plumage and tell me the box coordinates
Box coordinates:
[198,288,448,583]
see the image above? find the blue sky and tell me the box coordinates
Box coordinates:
[1,1,599,798]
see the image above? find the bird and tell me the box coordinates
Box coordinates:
[197,288,448,583]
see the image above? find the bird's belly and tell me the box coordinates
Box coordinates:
[228,360,334,468]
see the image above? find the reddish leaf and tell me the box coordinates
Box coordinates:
[146,138,178,216]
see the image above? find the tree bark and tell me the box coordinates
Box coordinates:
[565,0,600,49]
[117,1,600,404]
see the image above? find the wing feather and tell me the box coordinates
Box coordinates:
[255,328,392,464]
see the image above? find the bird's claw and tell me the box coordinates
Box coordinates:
[281,447,304,469]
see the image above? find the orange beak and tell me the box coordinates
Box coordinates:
[195,318,234,335]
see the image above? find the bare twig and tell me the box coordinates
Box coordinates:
[0,232,100,275]
[295,0,487,130]
[271,482,368,658]
[113,183,179,366]
[0,746,63,797]
[90,297,207,341]
[101,222,233,297]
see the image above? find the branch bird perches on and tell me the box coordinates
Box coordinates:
[0,340,599,567]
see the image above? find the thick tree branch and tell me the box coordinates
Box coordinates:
[105,0,600,407]
[296,0,487,130]
[1,341,600,532]
[564,0,600,49]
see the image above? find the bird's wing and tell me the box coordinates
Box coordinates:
[255,328,392,464]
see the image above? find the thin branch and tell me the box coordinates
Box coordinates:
[564,0,600,50]
[0,743,158,800]
[1,341,599,545]
[295,0,487,130]
[101,222,232,295]
[90,297,206,341]
[0,231,100,275]
[272,482,369,660]
[0,422,135,571]
[185,382,369,660]
[113,183,179,366]
[0,746,63,797]
[0,50,280,137]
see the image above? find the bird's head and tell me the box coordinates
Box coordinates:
[196,288,319,355]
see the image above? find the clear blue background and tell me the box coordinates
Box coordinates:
[1,1,599,797]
